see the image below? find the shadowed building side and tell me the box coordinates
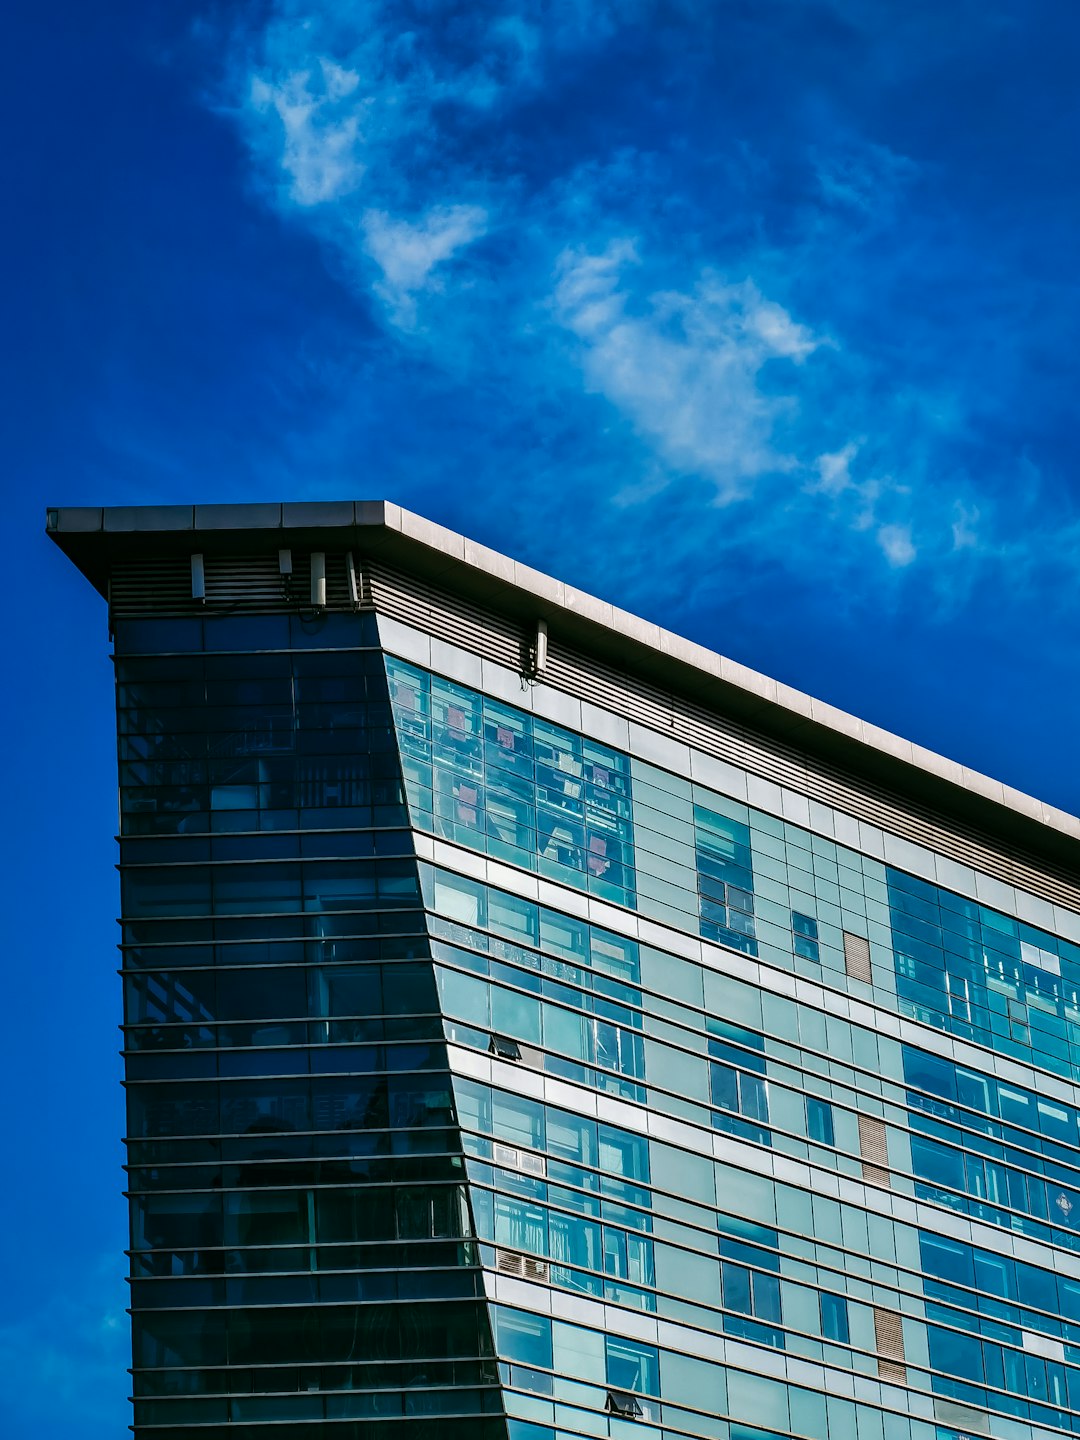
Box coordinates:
[115,612,506,1437]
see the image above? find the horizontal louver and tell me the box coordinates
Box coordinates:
[109,552,357,616]
[843,931,873,984]
[858,1115,890,1189]
[874,1305,907,1384]
[495,1248,548,1281]
[368,562,523,670]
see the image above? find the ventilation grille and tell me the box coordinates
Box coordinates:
[109,552,358,617]
[843,931,873,984]
[859,1115,891,1189]
[369,562,523,671]
[874,1306,906,1384]
[495,1248,548,1282]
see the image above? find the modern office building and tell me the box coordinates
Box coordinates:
[49,500,1080,1440]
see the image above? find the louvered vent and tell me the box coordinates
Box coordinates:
[109,552,359,617]
[858,1116,890,1188]
[110,557,193,615]
[843,931,873,984]
[368,562,524,671]
[874,1306,906,1384]
[495,1248,548,1281]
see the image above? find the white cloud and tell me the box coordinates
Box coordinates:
[554,240,819,499]
[951,501,979,550]
[362,205,489,326]
[813,442,859,495]
[877,522,916,567]
[249,64,365,206]
[233,0,589,218]
[217,0,1020,594]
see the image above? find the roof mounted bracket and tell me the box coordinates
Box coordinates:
[310,552,326,612]
[522,618,548,684]
[346,552,361,611]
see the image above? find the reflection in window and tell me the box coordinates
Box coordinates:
[806,1096,834,1147]
[904,1041,1080,1250]
[709,1022,770,1146]
[888,866,1080,1082]
[695,805,757,956]
[792,911,820,963]
[386,657,636,907]
[820,1290,849,1344]
[720,1223,783,1348]
[606,1334,659,1396]
[425,865,647,1099]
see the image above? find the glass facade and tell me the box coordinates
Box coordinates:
[384,641,1080,1440]
[53,514,1080,1440]
[116,615,504,1437]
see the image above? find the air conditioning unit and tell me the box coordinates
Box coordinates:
[493,1142,547,1178]
[495,1248,548,1281]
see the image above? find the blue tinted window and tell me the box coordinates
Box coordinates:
[386,658,636,906]
[806,1097,834,1146]
[606,1335,659,1395]
[792,911,819,962]
[889,868,1079,1082]
[696,806,757,957]
[820,1291,849,1344]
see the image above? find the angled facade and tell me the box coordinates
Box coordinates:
[49,500,1080,1440]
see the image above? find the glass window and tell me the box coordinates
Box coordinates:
[492,1091,544,1150]
[792,910,820,962]
[496,1308,552,1369]
[489,889,539,947]
[709,1026,770,1145]
[806,1096,834,1147]
[552,1319,605,1383]
[820,1291,849,1344]
[695,806,757,956]
[718,1223,782,1345]
[546,1108,596,1167]
[598,1126,650,1186]
[606,1335,659,1395]
[429,869,484,926]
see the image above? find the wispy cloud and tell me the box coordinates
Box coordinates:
[553,240,819,499]
[205,0,1080,619]
[876,521,916,567]
[363,204,489,327]
[812,135,920,219]
[249,60,365,205]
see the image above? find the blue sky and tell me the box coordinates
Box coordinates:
[4,1,1080,1433]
